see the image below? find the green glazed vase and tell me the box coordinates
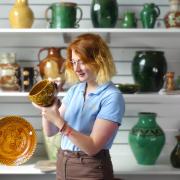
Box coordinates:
[43,133,61,160]
[91,0,118,28]
[170,135,180,168]
[132,51,167,92]
[128,112,165,165]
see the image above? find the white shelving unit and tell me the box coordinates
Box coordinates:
[0,28,180,180]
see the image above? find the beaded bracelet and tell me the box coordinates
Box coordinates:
[64,126,73,137]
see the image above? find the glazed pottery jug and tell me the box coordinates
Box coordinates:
[121,12,137,28]
[45,2,83,28]
[9,0,34,28]
[164,0,180,28]
[132,51,167,92]
[91,0,118,28]
[170,135,180,168]
[38,47,66,82]
[129,112,165,165]
[140,3,160,28]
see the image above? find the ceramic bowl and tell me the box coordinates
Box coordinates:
[115,83,139,94]
[28,79,57,107]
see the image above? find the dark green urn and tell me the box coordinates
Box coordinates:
[132,51,167,92]
[128,112,165,165]
[91,0,118,28]
[170,135,180,168]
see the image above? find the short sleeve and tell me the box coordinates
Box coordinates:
[97,92,125,125]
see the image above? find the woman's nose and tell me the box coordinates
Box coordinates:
[74,63,81,71]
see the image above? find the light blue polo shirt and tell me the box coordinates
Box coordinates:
[61,81,125,151]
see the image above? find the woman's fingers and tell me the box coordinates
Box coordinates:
[32,102,43,110]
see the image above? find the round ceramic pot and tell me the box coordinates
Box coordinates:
[132,51,167,92]
[91,0,118,28]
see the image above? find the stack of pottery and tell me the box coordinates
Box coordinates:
[0,53,21,91]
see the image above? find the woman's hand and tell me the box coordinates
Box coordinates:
[41,98,63,128]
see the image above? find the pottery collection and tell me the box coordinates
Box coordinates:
[4,1,180,170]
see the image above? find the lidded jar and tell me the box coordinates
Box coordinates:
[0,53,21,91]
[164,0,180,28]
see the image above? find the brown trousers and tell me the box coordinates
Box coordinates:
[56,149,114,180]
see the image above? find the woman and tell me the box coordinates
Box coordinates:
[34,33,125,180]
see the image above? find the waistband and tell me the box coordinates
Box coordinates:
[60,149,109,159]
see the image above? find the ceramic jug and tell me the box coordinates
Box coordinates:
[91,0,118,28]
[38,47,66,83]
[140,3,160,28]
[9,0,34,28]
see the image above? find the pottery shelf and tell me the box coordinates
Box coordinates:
[0,28,180,48]
[0,92,180,103]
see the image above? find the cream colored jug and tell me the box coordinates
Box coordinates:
[9,0,34,28]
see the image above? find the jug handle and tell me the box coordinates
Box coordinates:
[45,5,52,23]
[75,7,83,28]
[155,5,160,17]
[59,47,67,73]
[38,47,49,63]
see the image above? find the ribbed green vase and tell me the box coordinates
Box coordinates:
[128,112,165,165]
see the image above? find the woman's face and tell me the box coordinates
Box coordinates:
[71,50,96,83]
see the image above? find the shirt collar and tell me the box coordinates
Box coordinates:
[78,81,112,96]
